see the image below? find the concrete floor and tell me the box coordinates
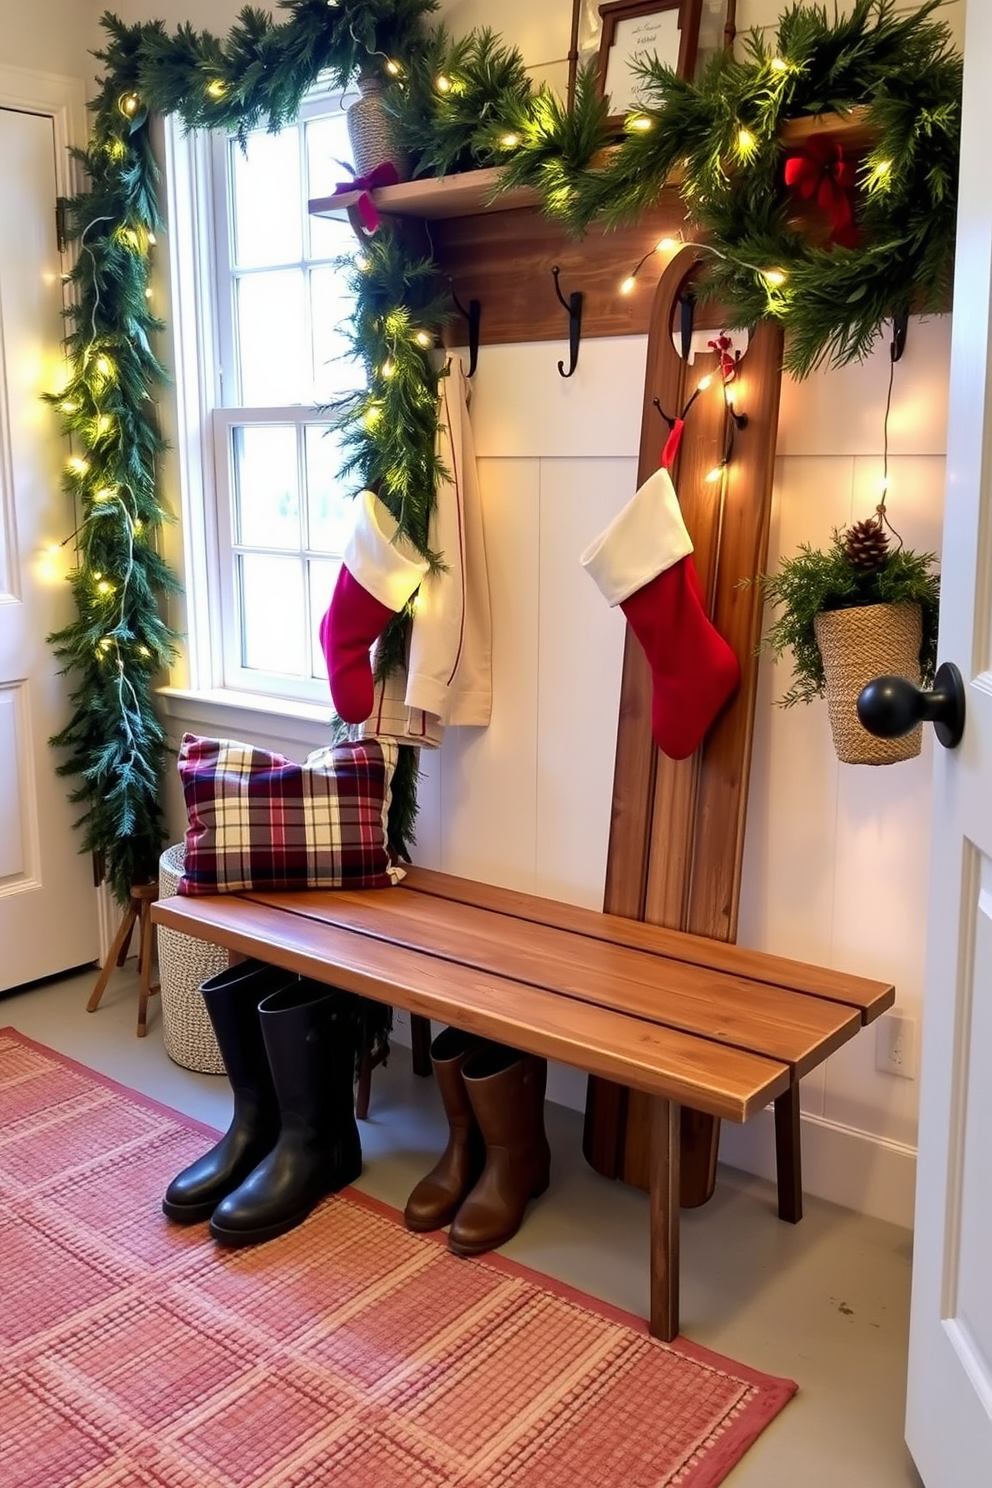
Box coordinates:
[1,964,925,1488]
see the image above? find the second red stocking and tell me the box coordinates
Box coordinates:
[581,467,740,760]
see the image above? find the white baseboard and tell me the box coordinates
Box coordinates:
[389,1014,917,1232]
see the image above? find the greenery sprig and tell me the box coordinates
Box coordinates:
[387,26,535,179]
[751,532,940,706]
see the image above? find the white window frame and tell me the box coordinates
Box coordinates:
[158,93,358,735]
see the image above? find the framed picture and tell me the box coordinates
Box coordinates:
[595,0,702,129]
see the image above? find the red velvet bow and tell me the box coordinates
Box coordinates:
[331,161,400,234]
[708,333,737,384]
[784,137,858,248]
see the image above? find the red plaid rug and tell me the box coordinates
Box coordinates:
[0,1027,795,1487]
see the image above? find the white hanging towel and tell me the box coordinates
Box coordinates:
[404,355,492,727]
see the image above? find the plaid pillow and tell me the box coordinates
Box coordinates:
[176,734,401,896]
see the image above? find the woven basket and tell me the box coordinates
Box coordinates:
[157,844,227,1074]
[813,602,923,765]
[346,71,411,180]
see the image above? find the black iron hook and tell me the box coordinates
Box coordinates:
[890,308,909,363]
[679,291,696,363]
[450,285,481,377]
[551,265,583,378]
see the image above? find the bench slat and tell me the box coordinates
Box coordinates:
[398,867,894,1021]
[244,887,862,1077]
[153,895,791,1122]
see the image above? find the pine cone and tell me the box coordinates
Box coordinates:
[842,516,889,573]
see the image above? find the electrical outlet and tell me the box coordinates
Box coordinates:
[875,1011,917,1079]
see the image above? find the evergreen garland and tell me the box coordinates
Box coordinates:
[46,29,181,905]
[387,26,535,179]
[51,0,961,906]
[500,0,962,375]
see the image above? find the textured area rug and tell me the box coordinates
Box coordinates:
[0,1028,795,1487]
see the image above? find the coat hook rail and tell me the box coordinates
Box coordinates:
[551,265,583,378]
[450,285,481,377]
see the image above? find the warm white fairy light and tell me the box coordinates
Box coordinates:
[435,74,451,92]
[500,133,520,148]
[620,276,637,295]
[628,115,653,132]
[414,330,433,348]
[206,79,227,99]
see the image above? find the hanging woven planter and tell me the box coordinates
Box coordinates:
[347,70,412,180]
[813,602,923,764]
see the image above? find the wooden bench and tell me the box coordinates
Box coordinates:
[152,866,894,1341]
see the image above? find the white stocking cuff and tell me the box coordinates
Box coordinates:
[580,467,693,607]
[343,489,430,612]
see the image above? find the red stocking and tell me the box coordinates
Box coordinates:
[319,490,428,724]
[581,467,740,759]
[620,553,739,759]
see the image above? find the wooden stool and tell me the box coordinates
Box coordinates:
[87,882,160,1037]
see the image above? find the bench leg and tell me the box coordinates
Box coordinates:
[649,1097,681,1341]
[774,1085,803,1224]
[411,1013,433,1077]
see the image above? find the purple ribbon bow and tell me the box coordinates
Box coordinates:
[332,161,400,234]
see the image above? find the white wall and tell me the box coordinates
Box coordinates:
[118,0,957,1228]
[0,1,103,80]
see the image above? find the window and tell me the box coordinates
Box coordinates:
[169,92,365,707]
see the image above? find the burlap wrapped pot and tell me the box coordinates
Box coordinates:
[813,601,923,765]
[346,71,411,181]
[157,844,228,1074]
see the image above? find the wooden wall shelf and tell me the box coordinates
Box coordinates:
[307,109,873,351]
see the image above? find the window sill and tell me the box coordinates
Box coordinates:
[157,686,335,753]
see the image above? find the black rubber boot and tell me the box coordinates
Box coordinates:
[209,980,362,1247]
[162,960,299,1224]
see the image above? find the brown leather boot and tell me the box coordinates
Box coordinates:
[447,1045,551,1256]
[403,1027,487,1232]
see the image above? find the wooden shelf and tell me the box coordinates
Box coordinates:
[309,166,538,222]
[308,110,872,227]
[306,110,874,349]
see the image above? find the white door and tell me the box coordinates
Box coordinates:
[0,106,98,989]
[905,0,992,1480]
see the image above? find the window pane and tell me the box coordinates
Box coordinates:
[237,271,309,405]
[311,264,363,402]
[234,426,300,548]
[231,130,302,268]
[305,424,353,553]
[306,113,358,259]
[309,557,341,682]
[240,553,306,674]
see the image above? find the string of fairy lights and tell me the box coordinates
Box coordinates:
[46,1,959,902]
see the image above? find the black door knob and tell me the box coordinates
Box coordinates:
[856,662,966,750]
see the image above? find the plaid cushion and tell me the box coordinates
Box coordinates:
[176,734,401,896]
